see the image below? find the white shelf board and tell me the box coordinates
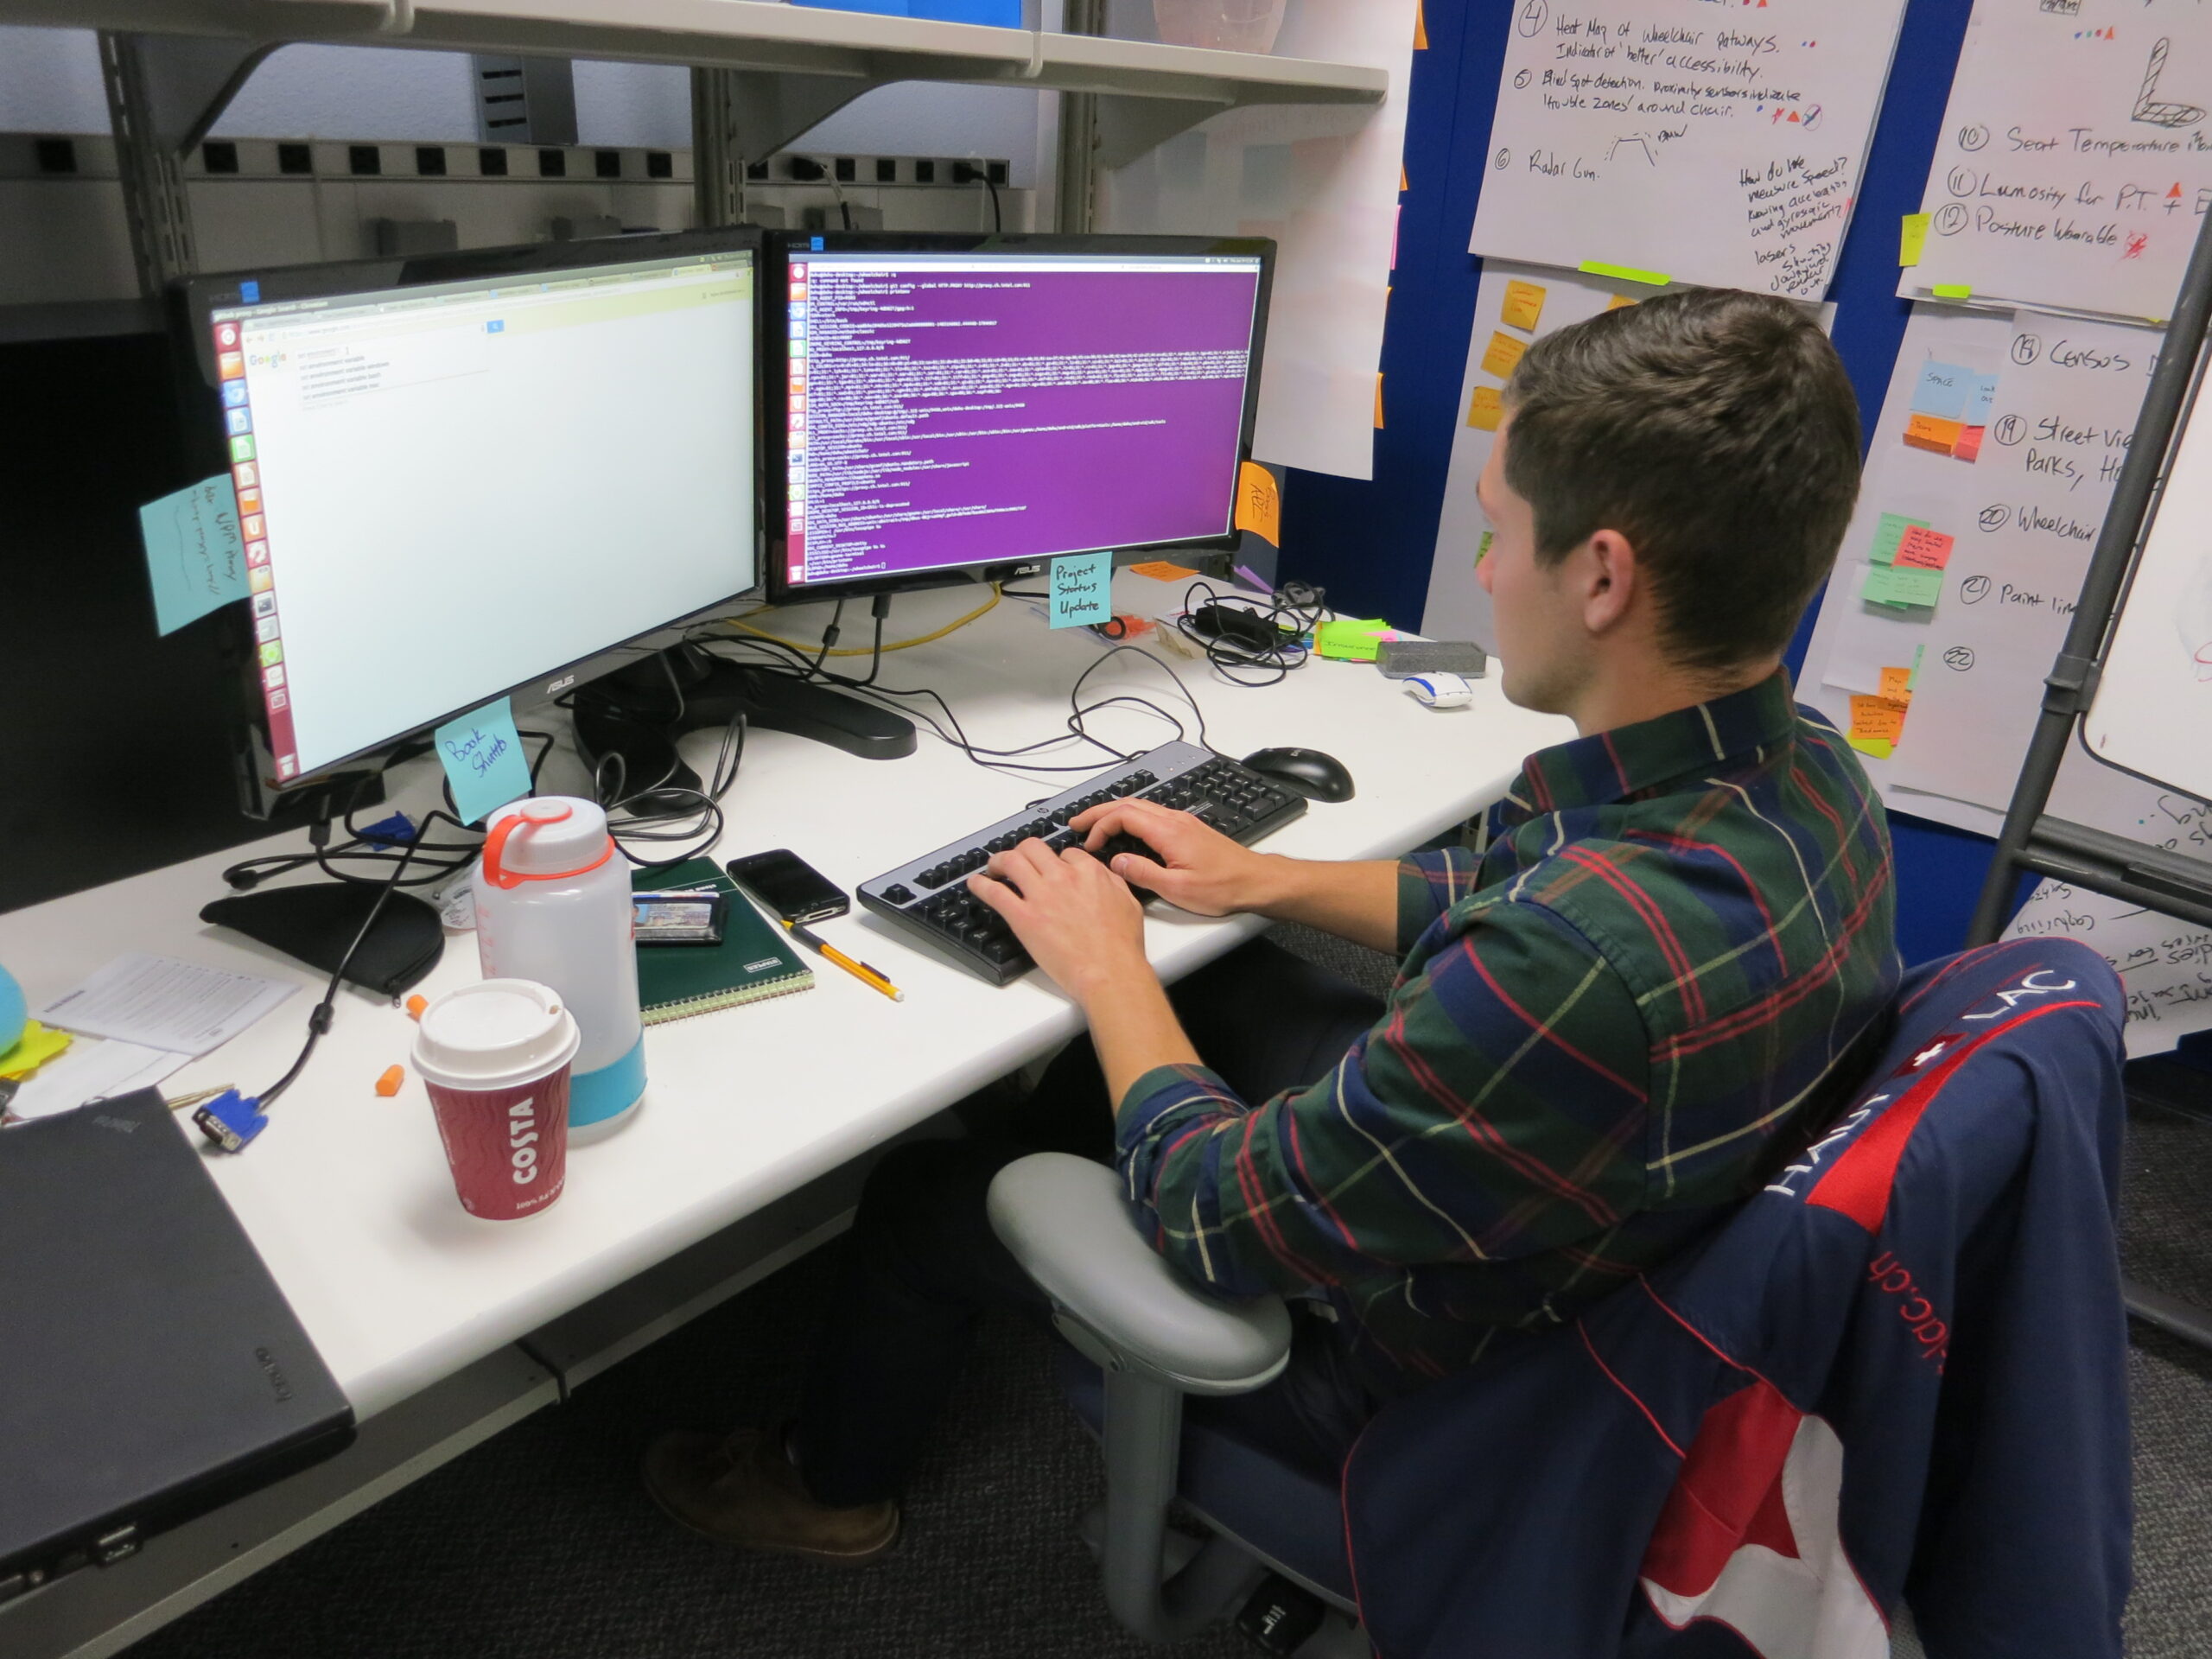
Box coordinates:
[0,0,1386,111]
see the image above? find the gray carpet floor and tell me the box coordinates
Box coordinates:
[119,926,2212,1658]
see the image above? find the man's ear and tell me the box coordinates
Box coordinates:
[1579,529,1639,636]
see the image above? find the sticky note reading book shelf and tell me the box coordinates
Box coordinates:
[435,696,532,825]
[1048,550,1110,629]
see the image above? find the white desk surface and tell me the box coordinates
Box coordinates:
[0,574,1570,1421]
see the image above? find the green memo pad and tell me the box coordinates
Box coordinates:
[631,859,812,1025]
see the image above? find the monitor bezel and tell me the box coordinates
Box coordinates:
[760,231,1275,607]
[173,228,767,817]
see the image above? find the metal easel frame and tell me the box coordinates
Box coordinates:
[1966,207,2212,1351]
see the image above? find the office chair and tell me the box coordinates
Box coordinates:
[988,938,2132,1657]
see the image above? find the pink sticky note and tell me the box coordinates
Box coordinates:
[1894,525,1955,570]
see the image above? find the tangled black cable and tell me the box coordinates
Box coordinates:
[706,604,1212,782]
[1172,577,1329,687]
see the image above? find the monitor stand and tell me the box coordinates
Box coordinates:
[570,643,916,805]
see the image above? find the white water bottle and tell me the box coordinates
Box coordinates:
[474,797,645,1132]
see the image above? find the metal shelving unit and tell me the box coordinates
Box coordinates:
[2,0,1386,280]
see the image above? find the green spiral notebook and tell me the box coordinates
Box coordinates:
[631,860,813,1024]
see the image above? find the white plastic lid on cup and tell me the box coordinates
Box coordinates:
[413,978,581,1090]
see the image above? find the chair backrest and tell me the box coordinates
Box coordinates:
[1344,939,2131,1659]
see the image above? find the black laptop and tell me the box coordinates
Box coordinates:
[0,1090,354,1600]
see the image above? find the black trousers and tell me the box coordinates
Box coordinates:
[791,938,1389,1508]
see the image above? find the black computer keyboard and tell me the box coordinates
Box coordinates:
[857,741,1308,986]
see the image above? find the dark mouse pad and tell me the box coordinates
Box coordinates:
[201,885,444,996]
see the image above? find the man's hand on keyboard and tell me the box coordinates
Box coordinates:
[969,838,1147,997]
[1070,797,1270,918]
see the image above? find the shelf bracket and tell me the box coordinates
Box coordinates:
[109,35,283,156]
[1093,92,1230,172]
[691,66,877,226]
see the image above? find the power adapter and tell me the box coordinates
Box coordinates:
[1189,601,1290,652]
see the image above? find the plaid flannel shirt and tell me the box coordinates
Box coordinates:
[1115,672,1899,1387]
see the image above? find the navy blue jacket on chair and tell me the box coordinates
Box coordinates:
[1340,938,2132,1658]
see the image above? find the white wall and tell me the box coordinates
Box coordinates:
[0,26,108,131]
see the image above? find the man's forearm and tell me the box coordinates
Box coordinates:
[1245,856,1401,955]
[1078,964,1203,1110]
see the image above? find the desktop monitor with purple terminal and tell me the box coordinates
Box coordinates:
[768,234,1274,603]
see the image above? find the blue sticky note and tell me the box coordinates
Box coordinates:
[1910,360,1973,421]
[1966,372,1998,426]
[434,697,533,825]
[1048,550,1112,628]
[140,474,245,636]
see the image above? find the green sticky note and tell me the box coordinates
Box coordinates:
[1870,512,1930,565]
[1047,550,1111,628]
[1316,617,1394,661]
[1908,644,1926,690]
[140,474,245,636]
[1578,260,1670,286]
[435,696,533,826]
[1930,283,1973,301]
[1863,564,1942,609]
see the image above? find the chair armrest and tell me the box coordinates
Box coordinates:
[988,1152,1291,1395]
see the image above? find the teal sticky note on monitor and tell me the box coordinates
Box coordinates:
[1048,550,1112,629]
[435,697,532,825]
[141,474,245,636]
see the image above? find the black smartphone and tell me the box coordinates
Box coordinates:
[725,849,849,924]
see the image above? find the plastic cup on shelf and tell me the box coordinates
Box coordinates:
[1152,0,1284,53]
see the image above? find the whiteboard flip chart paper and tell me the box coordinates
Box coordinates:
[1421,261,1656,647]
[2084,351,2212,804]
[1798,302,2188,843]
[1890,311,2164,815]
[1098,0,1416,481]
[2002,878,2212,1058]
[1469,0,1905,300]
[1907,0,2212,323]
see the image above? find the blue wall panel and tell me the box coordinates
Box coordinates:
[1281,0,2024,963]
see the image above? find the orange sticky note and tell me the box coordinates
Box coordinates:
[1606,292,1638,311]
[1375,372,1385,429]
[1467,385,1503,430]
[1400,164,1409,193]
[1233,461,1281,544]
[1479,332,1527,378]
[1500,279,1547,333]
[1894,525,1955,570]
[1128,559,1200,582]
[1878,666,1915,701]
[1414,0,1428,49]
[1904,412,1966,453]
[375,1064,404,1097]
[1849,694,1910,747]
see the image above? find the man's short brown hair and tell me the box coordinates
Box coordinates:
[1501,289,1861,672]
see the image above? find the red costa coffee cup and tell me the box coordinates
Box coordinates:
[413,979,580,1221]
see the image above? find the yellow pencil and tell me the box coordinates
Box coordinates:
[784,918,905,1002]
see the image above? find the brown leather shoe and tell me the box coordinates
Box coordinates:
[640,1427,899,1564]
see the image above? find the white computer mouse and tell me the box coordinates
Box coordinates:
[1402,672,1474,709]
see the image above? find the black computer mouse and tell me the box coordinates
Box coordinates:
[1240,747,1355,804]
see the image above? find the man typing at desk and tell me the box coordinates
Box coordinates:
[644,289,1897,1563]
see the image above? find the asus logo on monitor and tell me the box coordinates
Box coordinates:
[546,674,575,695]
